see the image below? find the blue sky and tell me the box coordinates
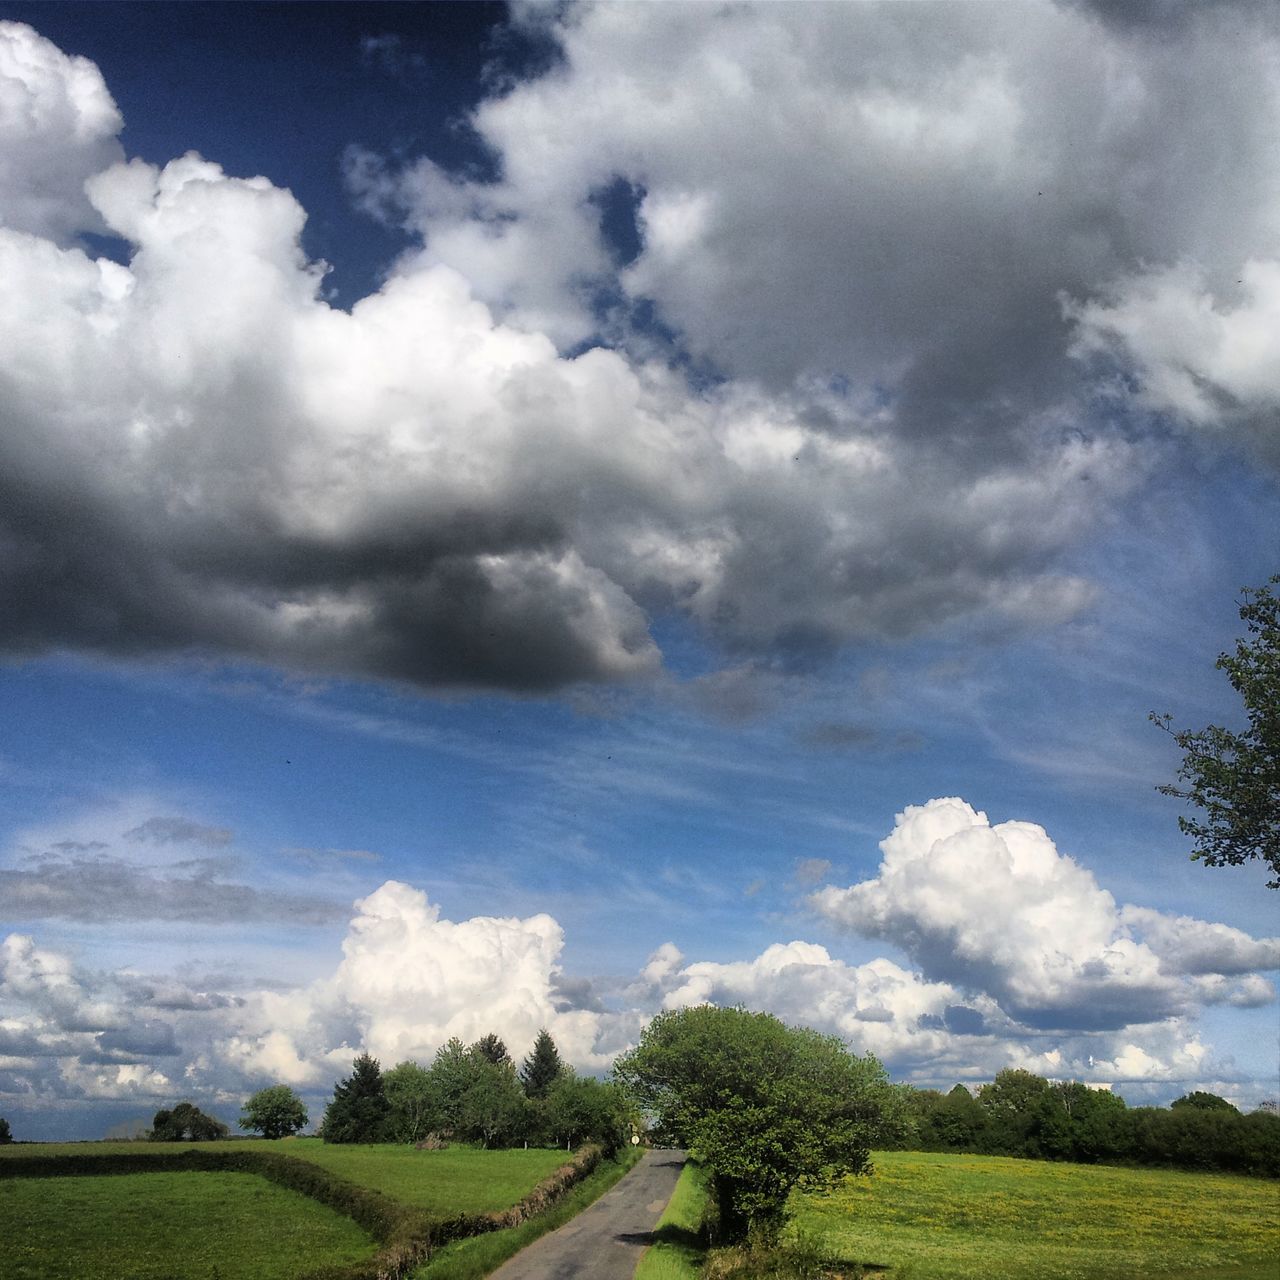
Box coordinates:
[0,2,1277,1139]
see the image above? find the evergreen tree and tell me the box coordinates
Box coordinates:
[520,1028,564,1099]
[322,1053,390,1143]
[0,1116,12,1144]
[472,1032,511,1067]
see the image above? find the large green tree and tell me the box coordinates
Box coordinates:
[614,1005,905,1243]
[384,1060,436,1143]
[240,1084,308,1139]
[0,1117,12,1144]
[1153,576,1279,887]
[149,1101,228,1141]
[322,1053,391,1144]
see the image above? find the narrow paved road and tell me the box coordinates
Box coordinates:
[488,1148,686,1280]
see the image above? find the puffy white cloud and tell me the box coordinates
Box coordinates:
[216,881,624,1086]
[1119,905,1280,977]
[0,22,124,241]
[812,798,1279,1031]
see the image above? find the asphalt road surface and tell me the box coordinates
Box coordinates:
[488,1148,687,1280]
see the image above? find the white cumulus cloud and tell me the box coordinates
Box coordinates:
[0,22,124,241]
[811,797,1280,1031]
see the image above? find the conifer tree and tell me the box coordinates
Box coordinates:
[472,1032,511,1067]
[520,1028,564,1099]
[322,1052,390,1143]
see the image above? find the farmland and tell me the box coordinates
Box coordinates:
[0,1170,375,1280]
[0,1139,628,1280]
[794,1150,1280,1280]
[0,1139,570,1212]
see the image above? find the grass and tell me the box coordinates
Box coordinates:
[793,1150,1280,1280]
[0,1170,376,1280]
[635,1160,709,1280]
[411,1147,645,1280]
[1,1139,569,1213]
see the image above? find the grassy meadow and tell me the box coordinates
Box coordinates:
[0,1138,569,1212]
[1,1138,619,1280]
[0,1169,376,1280]
[795,1150,1280,1280]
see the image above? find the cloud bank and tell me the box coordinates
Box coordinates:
[2,10,1276,693]
[3,798,1274,1130]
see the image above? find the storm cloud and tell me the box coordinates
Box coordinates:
[4,10,1275,692]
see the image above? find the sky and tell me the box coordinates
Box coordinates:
[0,0,1277,1141]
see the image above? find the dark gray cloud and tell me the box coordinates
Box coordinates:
[123,817,234,848]
[0,9,1276,697]
[96,1022,181,1058]
[0,855,347,924]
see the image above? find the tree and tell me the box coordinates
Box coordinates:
[614,1005,905,1243]
[1172,1090,1239,1113]
[384,1060,436,1143]
[460,1059,529,1148]
[471,1033,512,1068]
[240,1084,308,1139]
[1153,576,1279,887]
[149,1101,228,1141]
[0,1117,11,1144]
[545,1075,629,1153]
[520,1029,564,1100]
[322,1053,391,1143]
[428,1037,473,1136]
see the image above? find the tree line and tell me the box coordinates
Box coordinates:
[319,1028,632,1152]
[899,1070,1280,1176]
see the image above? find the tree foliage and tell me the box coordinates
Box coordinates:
[897,1072,1277,1175]
[520,1028,565,1100]
[471,1033,511,1067]
[613,1005,905,1243]
[0,1116,11,1144]
[240,1084,309,1139]
[149,1101,228,1141]
[1172,1090,1239,1113]
[1154,575,1280,887]
[322,1053,390,1144]
[384,1060,435,1143]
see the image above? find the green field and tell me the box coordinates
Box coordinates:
[795,1150,1280,1280]
[2,1139,608,1280]
[0,1170,376,1280]
[0,1138,570,1212]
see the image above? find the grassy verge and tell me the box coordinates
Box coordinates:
[635,1160,709,1280]
[794,1150,1280,1280]
[412,1147,645,1280]
[0,1170,376,1280]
